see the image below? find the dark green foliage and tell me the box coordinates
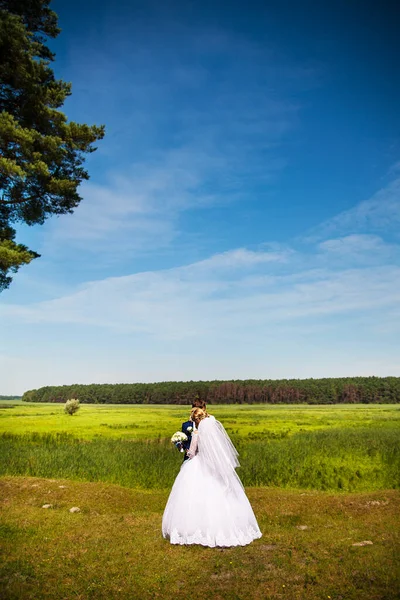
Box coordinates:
[22,376,400,404]
[0,230,39,290]
[0,0,104,289]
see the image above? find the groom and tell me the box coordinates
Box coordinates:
[181,398,207,461]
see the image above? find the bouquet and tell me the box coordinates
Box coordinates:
[171,431,188,452]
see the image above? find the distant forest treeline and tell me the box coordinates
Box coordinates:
[0,395,21,400]
[22,377,400,405]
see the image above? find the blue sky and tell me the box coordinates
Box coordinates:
[1,0,399,394]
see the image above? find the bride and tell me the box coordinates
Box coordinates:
[162,408,262,547]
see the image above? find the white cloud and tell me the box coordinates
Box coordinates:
[3,177,400,392]
[316,234,400,265]
[4,176,400,350]
[44,23,305,261]
[190,248,291,270]
[42,138,287,261]
[2,239,400,341]
[318,234,384,254]
[44,148,214,253]
[307,176,400,241]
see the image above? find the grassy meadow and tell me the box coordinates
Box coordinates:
[0,402,399,492]
[0,401,399,599]
[2,401,399,440]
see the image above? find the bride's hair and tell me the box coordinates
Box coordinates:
[190,407,208,426]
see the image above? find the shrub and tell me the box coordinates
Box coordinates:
[64,399,80,416]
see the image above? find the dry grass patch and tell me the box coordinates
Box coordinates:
[0,476,399,600]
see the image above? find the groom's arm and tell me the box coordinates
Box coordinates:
[182,421,192,435]
[181,421,192,451]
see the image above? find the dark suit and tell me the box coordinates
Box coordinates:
[181,420,193,461]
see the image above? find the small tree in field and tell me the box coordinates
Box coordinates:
[64,398,80,415]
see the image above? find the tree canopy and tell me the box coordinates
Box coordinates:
[0,0,105,290]
[22,377,400,405]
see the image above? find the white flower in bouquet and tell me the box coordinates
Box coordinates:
[171,431,188,452]
[171,432,188,444]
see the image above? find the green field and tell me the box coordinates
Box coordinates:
[0,402,399,492]
[1,401,399,439]
[1,401,399,599]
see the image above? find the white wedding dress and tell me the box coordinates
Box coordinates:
[162,416,262,547]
